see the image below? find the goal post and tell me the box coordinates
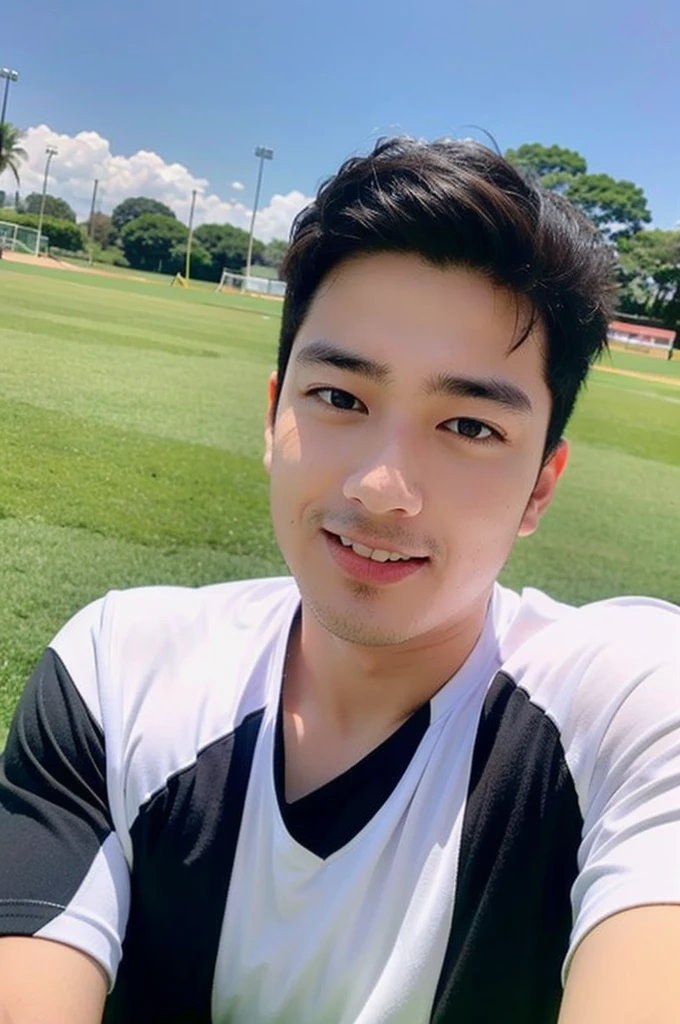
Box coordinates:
[215,269,286,298]
[0,220,49,256]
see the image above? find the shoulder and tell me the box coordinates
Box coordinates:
[500,587,679,696]
[43,578,299,835]
[47,576,299,751]
[51,576,299,681]
[496,588,679,763]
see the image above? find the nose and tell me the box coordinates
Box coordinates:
[342,435,423,518]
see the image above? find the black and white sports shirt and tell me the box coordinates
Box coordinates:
[1,578,679,1024]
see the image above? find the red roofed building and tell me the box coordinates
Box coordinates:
[608,320,676,358]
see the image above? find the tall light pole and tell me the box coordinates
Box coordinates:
[87,179,99,264]
[0,68,19,125]
[185,188,198,282]
[35,146,58,256]
[245,146,273,287]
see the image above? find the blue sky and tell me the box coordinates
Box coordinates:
[2,0,678,239]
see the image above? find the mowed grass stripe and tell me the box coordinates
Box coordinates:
[566,376,680,467]
[598,347,680,379]
[1,257,283,313]
[501,442,680,606]
[0,397,275,552]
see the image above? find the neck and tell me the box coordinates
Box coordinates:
[285,593,492,734]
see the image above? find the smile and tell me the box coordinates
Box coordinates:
[338,536,414,563]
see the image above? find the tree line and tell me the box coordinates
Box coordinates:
[0,186,286,280]
[1,123,678,333]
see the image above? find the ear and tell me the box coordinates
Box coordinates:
[518,439,569,538]
[263,371,278,475]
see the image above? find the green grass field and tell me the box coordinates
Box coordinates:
[1,258,679,743]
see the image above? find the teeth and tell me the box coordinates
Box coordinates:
[370,549,391,563]
[352,542,374,558]
[338,536,412,563]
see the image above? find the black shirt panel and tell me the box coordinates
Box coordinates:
[275,699,431,859]
[104,708,264,1024]
[431,671,582,1024]
[0,648,111,932]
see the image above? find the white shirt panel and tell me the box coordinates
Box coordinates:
[36,834,130,989]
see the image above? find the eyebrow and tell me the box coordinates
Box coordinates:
[295,339,391,383]
[423,371,533,415]
[295,339,533,415]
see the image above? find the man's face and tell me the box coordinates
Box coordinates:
[265,253,566,649]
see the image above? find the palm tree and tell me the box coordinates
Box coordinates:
[0,122,28,186]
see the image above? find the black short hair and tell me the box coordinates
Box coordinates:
[276,136,616,456]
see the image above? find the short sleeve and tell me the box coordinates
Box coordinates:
[564,608,680,981]
[0,623,130,988]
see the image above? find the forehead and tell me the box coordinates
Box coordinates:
[295,252,546,380]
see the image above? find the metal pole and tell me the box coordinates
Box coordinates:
[185,188,197,281]
[0,78,9,125]
[0,69,19,125]
[245,146,273,288]
[35,146,57,256]
[88,179,99,239]
[88,178,99,263]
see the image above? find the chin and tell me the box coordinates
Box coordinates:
[307,594,420,648]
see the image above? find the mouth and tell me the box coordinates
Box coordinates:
[323,530,429,584]
[334,533,426,563]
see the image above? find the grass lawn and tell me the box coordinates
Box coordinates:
[1,258,679,744]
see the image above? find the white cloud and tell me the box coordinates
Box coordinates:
[231,181,245,191]
[0,125,311,243]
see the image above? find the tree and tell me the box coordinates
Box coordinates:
[262,238,288,272]
[194,222,264,276]
[617,229,680,329]
[506,141,651,242]
[167,241,214,281]
[84,212,116,248]
[120,213,188,271]
[24,193,77,222]
[565,174,651,241]
[505,143,587,191]
[0,122,27,187]
[111,197,177,236]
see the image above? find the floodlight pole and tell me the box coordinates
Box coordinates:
[88,179,99,239]
[185,188,197,281]
[0,68,19,125]
[88,178,99,263]
[35,146,58,256]
[245,146,273,287]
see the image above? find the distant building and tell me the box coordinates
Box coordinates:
[607,320,676,358]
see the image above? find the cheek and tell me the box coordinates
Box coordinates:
[271,407,303,462]
[272,410,352,485]
[446,454,534,508]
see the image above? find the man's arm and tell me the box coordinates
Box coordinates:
[0,937,107,1023]
[558,905,680,1023]
[0,626,130,1010]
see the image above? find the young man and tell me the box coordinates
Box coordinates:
[1,138,679,1024]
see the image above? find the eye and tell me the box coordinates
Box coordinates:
[444,417,498,442]
[311,388,365,412]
